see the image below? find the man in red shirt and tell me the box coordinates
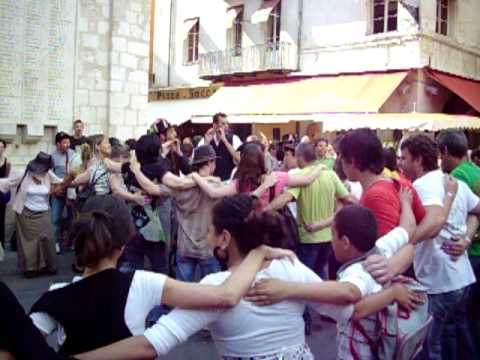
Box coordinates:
[338,129,425,235]
[338,129,446,282]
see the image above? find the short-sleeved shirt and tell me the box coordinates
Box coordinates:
[413,169,477,294]
[70,136,88,152]
[236,171,290,208]
[144,258,352,357]
[337,227,409,360]
[51,149,76,179]
[287,167,349,244]
[30,270,167,347]
[360,177,426,236]
[451,161,480,256]
[158,179,221,259]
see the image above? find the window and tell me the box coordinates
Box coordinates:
[184,19,199,64]
[372,0,398,34]
[266,1,281,48]
[231,7,243,56]
[436,0,448,35]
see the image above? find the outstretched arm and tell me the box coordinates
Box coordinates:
[192,172,237,198]
[75,336,155,360]
[287,165,324,187]
[264,192,294,211]
[162,246,295,309]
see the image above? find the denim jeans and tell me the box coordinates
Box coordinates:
[175,250,221,282]
[468,255,480,359]
[297,242,332,332]
[297,242,332,279]
[118,233,167,274]
[418,286,475,360]
[50,196,73,247]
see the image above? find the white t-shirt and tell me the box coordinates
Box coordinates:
[30,270,167,345]
[413,169,477,294]
[337,227,409,360]
[24,182,50,212]
[144,258,353,358]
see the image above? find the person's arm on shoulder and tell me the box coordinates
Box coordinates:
[103,158,122,173]
[110,175,145,206]
[286,165,325,187]
[264,191,294,211]
[191,172,237,198]
[333,173,358,205]
[161,246,295,309]
[71,167,92,187]
[251,172,277,199]
[129,162,164,196]
[351,283,422,321]
[161,172,196,190]
[411,176,457,244]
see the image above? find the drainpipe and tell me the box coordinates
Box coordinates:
[167,0,174,87]
[296,0,303,71]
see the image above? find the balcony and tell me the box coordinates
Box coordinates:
[199,42,298,79]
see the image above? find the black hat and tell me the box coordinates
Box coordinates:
[27,152,54,174]
[192,145,219,165]
[148,118,171,135]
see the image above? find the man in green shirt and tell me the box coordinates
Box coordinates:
[314,138,335,170]
[437,129,480,354]
[266,142,354,278]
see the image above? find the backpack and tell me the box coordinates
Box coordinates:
[342,251,432,360]
[268,186,300,250]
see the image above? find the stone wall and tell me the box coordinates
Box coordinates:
[76,0,151,140]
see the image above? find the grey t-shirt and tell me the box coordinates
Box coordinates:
[51,149,76,178]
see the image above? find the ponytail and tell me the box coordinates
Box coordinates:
[68,195,134,267]
[212,194,287,255]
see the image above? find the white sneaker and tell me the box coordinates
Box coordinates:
[55,243,61,254]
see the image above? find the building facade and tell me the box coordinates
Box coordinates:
[0,0,152,168]
[148,0,480,137]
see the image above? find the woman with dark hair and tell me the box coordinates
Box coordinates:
[30,195,292,357]
[0,139,11,250]
[192,142,324,208]
[77,194,354,360]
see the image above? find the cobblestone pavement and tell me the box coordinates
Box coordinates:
[1,250,337,359]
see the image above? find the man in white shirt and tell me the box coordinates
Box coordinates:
[399,134,480,360]
[198,113,242,181]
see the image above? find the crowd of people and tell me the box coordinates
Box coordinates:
[1,114,480,360]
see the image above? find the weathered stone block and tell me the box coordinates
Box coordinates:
[110,80,123,92]
[109,109,126,125]
[112,37,127,52]
[118,21,131,36]
[121,53,138,69]
[124,82,139,94]
[89,91,108,106]
[79,78,96,90]
[126,11,137,24]
[98,21,110,35]
[128,41,149,56]
[128,70,148,83]
[111,93,130,108]
[131,95,147,110]
[82,34,100,48]
[111,66,126,81]
[76,90,89,106]
[125,110,138,125]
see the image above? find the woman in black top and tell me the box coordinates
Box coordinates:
[0,139,11,248]
[30,195,293,357]
[0,282,73,360]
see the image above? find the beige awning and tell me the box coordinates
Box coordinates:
[226,6,243,29]
[320,113,480,132]
[181,18,199,38]
[251,0,281,24]
[192,71,409,120]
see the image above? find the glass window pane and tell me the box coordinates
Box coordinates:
[374,3,385,18]
[441,5,448,21]
[441,21,447,35]
[387,15,397,31]
[373,19,384,33]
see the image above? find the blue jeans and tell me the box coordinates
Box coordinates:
[50,196,73,246]
[418,286,475,360]
[118,233,167,274]
[297,242,332,333]
[175,250,221,282]
[468,255,480,359]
